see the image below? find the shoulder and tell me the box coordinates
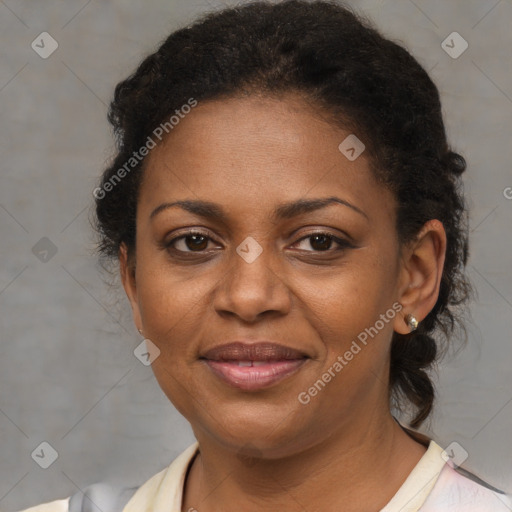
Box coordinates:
[14,443,199,512]
[14,498,69,512]
[421,463,512,511]
[123,442,200,511]
[15,482,139,512]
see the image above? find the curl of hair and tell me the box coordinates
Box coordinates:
[94,0,474,428]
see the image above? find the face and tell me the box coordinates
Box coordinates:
[121,94,415,458]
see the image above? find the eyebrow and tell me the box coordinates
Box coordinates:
[149,196,369,223]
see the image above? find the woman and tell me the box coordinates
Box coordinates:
[19,1,511,510]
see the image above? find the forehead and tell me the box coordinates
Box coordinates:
[138,94,395,226]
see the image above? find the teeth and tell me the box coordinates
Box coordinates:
[235,361,276,367]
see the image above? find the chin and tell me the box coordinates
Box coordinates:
[192,404,316,456]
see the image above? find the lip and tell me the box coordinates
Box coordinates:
[201,341,309,391]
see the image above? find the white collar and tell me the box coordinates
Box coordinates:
[123,440,447,512]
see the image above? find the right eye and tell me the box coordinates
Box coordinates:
[165,230,218,253]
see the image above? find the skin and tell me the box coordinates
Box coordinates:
[120,93,447,512]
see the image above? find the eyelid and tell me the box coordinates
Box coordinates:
[288,224,356,245]
[159,228,216,250]
[161,228,355,254]
[291,231,355,251]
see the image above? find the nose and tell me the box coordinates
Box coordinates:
[212,238,292,323]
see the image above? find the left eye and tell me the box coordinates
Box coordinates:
[292,232,350,252]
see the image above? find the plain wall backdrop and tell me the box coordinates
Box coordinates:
[0,0,511,509]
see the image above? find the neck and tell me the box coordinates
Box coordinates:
[182,412,427,512]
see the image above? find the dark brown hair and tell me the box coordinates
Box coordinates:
[94,0,473,428]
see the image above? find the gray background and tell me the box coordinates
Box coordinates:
[0,0,511,510]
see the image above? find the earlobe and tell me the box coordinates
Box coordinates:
[393,219,447,335]
[404,313,419,332]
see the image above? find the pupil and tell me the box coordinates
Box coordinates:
[187,235,208,251]
[311,234,331,251]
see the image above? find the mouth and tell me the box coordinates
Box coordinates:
[200,341,309,391]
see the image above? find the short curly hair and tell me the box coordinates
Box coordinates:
[94,0,473,429]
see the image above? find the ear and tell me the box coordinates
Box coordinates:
[119,242,143,334]
[393,219,447,335]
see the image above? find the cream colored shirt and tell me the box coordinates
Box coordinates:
[17,440,512,512]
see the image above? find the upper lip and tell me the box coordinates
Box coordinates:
[201,342,309,361]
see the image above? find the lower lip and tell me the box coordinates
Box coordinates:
[204,359,307,391]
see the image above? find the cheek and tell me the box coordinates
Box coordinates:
[136,251,207,336]
[304,251,399,381]
[136,240,398,349]
[300,275,397,422]
[135,263,209,413]
[303,251,397,330]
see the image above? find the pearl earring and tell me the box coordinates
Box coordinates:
[405,314,418,332]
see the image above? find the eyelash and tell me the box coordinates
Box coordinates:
[163,229,354,255]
